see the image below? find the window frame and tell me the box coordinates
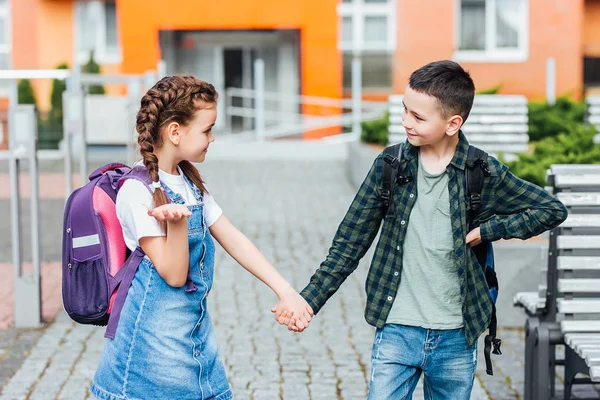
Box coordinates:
[74,0,121,65]
[337,0,396,53]
[0,0,11,95]
[453,0,529,63]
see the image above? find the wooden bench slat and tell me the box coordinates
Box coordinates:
[558,279,600,293]
[388,94,528,106]
[560,215,600,228]
[558,256,600,270]
[576,344,600,357]
[513,292,545,314]
[557,299,600,313]
[565,334,600,347]
[561,320,600,332]
[557,236,600,250]
[554,175,600,188]
[557,193,600,206]
[551,165,600,174]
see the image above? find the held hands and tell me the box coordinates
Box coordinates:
[271,286,314,333]
[148,204,191,223]
[466,227,482,247]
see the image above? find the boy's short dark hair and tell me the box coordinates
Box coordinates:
[408,60,475,123]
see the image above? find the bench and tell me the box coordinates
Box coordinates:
[513,165,600,400]
[388,94,529,159]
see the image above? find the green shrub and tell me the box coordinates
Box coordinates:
[476,85,502,95]
[360,112,389,146]
[38,63,69,150]
[527,97,586,142]
[506,124,600,186]
[83,51,105,95]
[18,79,37,105]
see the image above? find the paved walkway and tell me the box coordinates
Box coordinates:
[1,146,599,399]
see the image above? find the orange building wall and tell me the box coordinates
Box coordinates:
[396,0,584,100]
[117,0,341,137]
[117,0,340,98]
[584,0,600,57]
[12,0,39,69]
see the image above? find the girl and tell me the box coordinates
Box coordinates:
[91,76,312,400]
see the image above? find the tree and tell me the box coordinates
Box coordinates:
[17,79,37,105]
[83,51,105,95]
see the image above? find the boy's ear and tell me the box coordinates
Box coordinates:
[446,114,463,137]
[165,122,181,145]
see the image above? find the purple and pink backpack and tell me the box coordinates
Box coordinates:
[61,163,154,339]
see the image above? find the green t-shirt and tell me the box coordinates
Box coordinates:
[386,157,463,329]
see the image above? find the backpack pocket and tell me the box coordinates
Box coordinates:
[64,256,110,324]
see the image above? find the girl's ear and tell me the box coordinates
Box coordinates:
[165,122,181,146]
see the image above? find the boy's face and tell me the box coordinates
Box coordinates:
[401,86,461,147]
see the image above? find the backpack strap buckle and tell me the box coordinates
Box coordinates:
[396,175,412,185]
[492,337,502,355]
[381,190,391,206]
[470,193,482,211]
[383,153,400,169]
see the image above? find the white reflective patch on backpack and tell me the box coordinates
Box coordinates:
[72,234,100,248]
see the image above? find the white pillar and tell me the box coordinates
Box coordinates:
[254,58,265,141]
[546,57,556,106]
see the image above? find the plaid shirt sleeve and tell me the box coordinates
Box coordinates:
[480,164,568,241]
[299,154,386,314]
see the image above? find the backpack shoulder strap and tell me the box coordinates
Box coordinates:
[465,145,488,230]
[382,143,402,217]
[118,165,155,195]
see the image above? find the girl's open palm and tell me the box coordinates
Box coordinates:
[148,204,191,222]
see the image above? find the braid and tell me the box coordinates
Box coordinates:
[136,90,169,225]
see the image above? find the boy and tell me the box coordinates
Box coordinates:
[273,60,567,399]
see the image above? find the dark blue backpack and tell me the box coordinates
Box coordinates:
[381,143,501,376]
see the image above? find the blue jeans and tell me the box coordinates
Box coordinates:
[367,324,477,400]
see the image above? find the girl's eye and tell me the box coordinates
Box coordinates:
[415,116,424,121]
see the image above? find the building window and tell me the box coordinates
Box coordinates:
[75,0,120,64]
[455,0,528,62]
[584,57,600,86]
[0,0,10,94]
[338,0,395,90]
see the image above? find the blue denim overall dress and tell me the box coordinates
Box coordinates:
[91,176,232,400]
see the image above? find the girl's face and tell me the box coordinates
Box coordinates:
[176,105,217,163]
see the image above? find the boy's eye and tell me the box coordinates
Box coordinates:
[415,116,424,121]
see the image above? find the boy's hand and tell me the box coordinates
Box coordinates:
[466,227,482,247]
[148,204,191,223]
[271,288,314,332]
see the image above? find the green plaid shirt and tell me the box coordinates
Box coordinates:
[300,132,567,346]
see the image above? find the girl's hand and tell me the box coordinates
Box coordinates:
[466,227,482,247]
[271,287,314,332]
[148,204,191,223]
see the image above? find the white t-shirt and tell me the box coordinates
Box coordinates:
[116,167,223,252]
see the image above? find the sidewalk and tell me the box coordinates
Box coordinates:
[1,145,598,399]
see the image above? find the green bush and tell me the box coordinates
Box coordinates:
[83,52,105,95]
[476,85,502,95]
[18,79,37,105]
[360,112,389,146]
[527,97,586,142]
[505,124,600,186]
[37,63,69,150]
